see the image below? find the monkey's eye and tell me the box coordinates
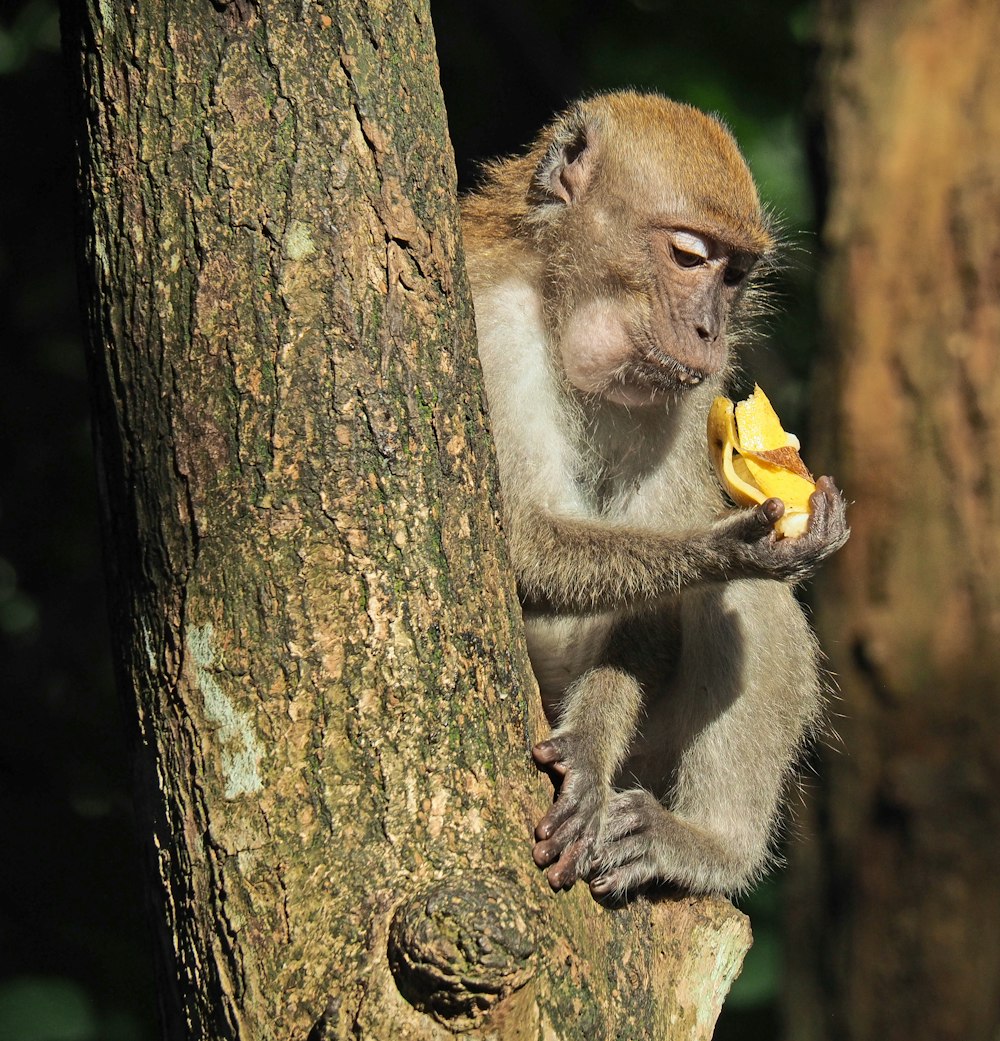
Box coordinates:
[723,255,756,286]
[670,231,710,270]
[672,246,706,269]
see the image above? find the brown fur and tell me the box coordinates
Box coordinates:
[462,92,848,896]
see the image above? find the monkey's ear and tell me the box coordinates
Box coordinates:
[533,108,594,206]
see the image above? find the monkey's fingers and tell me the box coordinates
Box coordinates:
[542,838,588,890]
[599,788,656,840]
[588,837,655,899]
[806,476,850,551]
[588,849,640,898]
[534,786,582,840]
[756,497,785,528]
[532,836,561,866]
[718,499,784,552]
[531,738,569,777]
[809,476,842,520]
[588,872,625,899]
[533,827,589,887]
[588,790,661,897]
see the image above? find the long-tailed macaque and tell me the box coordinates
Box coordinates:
[461,92,849,898]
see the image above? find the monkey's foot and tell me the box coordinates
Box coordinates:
[531,736,609,890]
[587,789,677,899]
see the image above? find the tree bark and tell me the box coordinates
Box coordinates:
[790,2,1000,1039]
[65,1,750,1038]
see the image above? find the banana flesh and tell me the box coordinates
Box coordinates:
[707,385,816,538]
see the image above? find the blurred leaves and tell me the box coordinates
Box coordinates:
[0,0,59,76]
[0,979,96,1041]
[0,978,145,1041]
[1,1,157,1038]
[0,557,40,639]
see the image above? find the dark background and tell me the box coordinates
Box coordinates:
[0,2,821,1037]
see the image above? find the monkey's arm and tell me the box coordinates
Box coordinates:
[511,477,849,612]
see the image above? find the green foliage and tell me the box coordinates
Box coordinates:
[0,979,95,1041]
[0,0,58,76]
[0,978,145,1041]
[1,1,157,1038]
[711,880,785,1040]
[727,880,783,1007]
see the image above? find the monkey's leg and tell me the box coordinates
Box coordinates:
[588,580,822,898]
[531,666,643,889]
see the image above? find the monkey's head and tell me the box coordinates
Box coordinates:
[526,92,775,408]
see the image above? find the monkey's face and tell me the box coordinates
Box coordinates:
[523,94,771,409]
[556,224,757,409]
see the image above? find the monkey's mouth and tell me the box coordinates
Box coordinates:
[632,343,707,390]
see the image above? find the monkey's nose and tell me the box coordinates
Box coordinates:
[696,315,720,342]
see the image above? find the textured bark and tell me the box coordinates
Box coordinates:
[789,2,1000,1039]
[66,1,750,1038]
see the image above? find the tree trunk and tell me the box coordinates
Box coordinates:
[64,2,750,1037]
[789,2,1000,1039]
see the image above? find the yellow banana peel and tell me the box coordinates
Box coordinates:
[707,385,816,538]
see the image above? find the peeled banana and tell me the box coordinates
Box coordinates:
[707,385,816,538]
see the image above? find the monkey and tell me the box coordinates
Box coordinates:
[459,91,850,898]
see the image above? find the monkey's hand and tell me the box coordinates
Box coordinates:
[531,734,611,890]
[720,475,850,583]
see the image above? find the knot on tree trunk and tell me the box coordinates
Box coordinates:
[387,876,537,1030]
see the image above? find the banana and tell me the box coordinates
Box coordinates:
[707,385,816,538]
